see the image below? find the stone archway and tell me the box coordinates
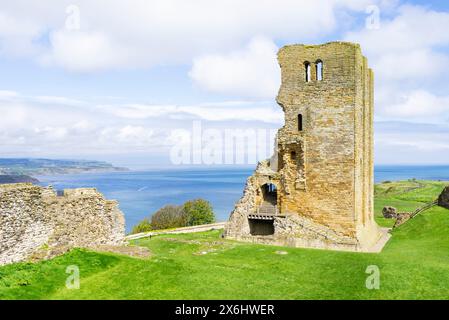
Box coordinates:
[262,183,277,206]
[259,183,277,214]
[248,183,277,236]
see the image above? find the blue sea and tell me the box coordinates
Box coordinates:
[36,165,449,232]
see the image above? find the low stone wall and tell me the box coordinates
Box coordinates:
[0,183,125,265]
[126,222,227,241]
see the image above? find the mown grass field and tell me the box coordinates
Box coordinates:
[0,180,448,300]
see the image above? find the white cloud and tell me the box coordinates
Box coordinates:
[98,104,178,120]
[34,126,68,141]
[0,91,282,158]
[189,37,281,98]
[40,30,130,72]
[0,0,387,72]
[0,10,44,56]
[116,126,154,144]
[1,0,447,166]
[374,49,449,80]
[182,105,281,122]
[343,4,449,129]
[0,90,19,99]
[34,95,86,106]
[348,5,449,53]
[377,90,449,123]
[375,128,449,165]
[346,5,449,81]
[97,101,283,123]
[377,134,449,152]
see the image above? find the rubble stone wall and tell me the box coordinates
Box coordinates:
[0,183,125,265]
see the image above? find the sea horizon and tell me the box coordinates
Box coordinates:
[35,164,449,232]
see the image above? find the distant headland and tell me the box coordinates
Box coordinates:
[0,175,40,184]
[0,158,128,176]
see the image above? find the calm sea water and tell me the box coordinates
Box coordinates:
[36,165,449,232]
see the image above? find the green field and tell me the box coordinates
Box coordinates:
[1,180,448,300]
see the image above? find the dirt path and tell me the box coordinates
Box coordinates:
[125,222,227,241]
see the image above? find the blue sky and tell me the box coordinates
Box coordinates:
[0,0,448,168]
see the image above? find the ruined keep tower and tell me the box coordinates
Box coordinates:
[224,42,382,251]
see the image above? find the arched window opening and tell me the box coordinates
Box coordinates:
[304,61,311,82]
[316,60,323,81]
[291,151,297,160]
[266,183,277,193]
[298,114,303,131]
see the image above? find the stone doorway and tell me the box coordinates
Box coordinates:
[262,183,277,205]
[259,183,277,215]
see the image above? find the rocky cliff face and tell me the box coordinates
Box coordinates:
[0,183,125,265]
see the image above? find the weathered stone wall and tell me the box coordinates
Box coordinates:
[224,161,359,251]
[225,42,382,251]
[0,183,125,265]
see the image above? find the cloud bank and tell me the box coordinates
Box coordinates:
[0,1,448,165]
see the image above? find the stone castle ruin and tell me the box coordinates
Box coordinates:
[225,42,383,251]
[0,183,125,265]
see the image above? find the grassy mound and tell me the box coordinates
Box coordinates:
[1,180,448,300]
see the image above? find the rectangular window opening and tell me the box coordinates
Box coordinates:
[249,219,275,236]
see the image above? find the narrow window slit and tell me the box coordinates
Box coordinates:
[298,114,303,131]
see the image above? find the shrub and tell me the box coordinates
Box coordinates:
[150,205,187,230]
[183,199,215,226]
[131,218,152,234]
[131,198,216,233]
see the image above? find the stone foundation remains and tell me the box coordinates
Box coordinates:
[0,183,125,265]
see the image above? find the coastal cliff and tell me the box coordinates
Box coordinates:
[0,158,128,176]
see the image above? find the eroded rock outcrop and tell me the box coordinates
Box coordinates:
[0,183,125,265]
[438,186,449,210]
[382,206,398,219]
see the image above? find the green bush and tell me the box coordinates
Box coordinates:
[131,199,216,233]
[130,218,152,234]
[183,199,215,226]
[150,205,187,230]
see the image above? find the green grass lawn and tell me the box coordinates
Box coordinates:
[1,180,448,300]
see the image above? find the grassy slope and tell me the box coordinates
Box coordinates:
[374,179,445,227]
[1,180,449,300]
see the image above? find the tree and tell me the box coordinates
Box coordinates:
[131,218,152,234]
[183,199,215,226]
[150,205,187,230]
[131,198,216,233]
